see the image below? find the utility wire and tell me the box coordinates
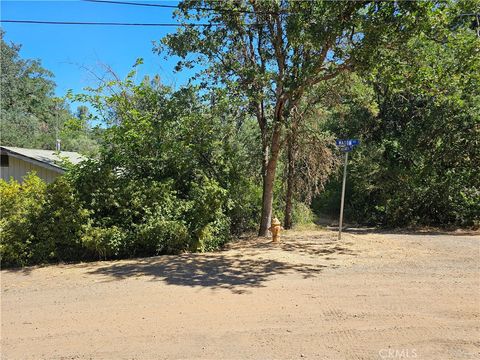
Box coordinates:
[0,19,215,26]
[83,0,179,9]
[82,0,288,15]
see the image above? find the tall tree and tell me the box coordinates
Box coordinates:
[75,105,90,122]
[317,1,479,226]
[282,81,347,229]
[160,0,440,235]
[1,31,61,148]
[0,31,98,153]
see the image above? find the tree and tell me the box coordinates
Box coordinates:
[70,66,263,255]
[1,31,58,148]
[160,0,441,235]
[76,105,90,122]
[316,2,480,227]
[0,31,98,153]
[282,83,344,228]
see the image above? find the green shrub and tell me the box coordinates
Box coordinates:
[82,225,126,259]
[185,176,231,251]
[196,213,231,252]
[0,174,93,267]
[226,180,262,235]
[292,202,315,227]
[30,177,90,263]
[0,173,46,267]
[1,79,268,267]
[134,218,189,255]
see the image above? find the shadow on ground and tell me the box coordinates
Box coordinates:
[227,232,357,258]
[87,254,329,293]
[88,232,357,293]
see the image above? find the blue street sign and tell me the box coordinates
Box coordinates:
[336,139,360,147]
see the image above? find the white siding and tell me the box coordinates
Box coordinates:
[0,156,61,183]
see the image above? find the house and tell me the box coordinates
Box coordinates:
[0,146,84,183]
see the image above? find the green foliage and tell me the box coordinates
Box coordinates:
[82,226,126,260]
[30,177,91,263]
[3,1,476,270]
[65,71,262,262]
[0,31,99,153]
[160,0,440,234]
[1,31,57,149]
[292,202,315,227]
[315,10,480,227]
[0,174,90,266]
[0,173,46,267]
[68,161,193,257]
[227,179,262,235]
[186,176,230,252]
[134,219,189,256]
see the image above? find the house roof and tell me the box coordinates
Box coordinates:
[0,146,85,173]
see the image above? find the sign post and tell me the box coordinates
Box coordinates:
[338,151,348,240]
[335,139,359,240]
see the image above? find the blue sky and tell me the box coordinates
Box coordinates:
[1,0,194,101]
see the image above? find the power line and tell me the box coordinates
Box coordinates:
[83,0,179,9]
[0,19,215,26]
[82,0,285,15]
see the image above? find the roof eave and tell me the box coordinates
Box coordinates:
[1,148,65,174]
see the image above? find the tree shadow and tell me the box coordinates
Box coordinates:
[2,267,34,275]
[87,253,328,293]
[87,232,358,293]
[280,241,357,257]
[228,233,358,258]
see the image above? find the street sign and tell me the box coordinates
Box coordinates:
[335,139,360,240]
[336,139,360,147]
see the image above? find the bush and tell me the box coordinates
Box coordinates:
[134,218,189,255]
[1,80,266,267]
[185,176,230,251]
[0,173,46,267]
[68,158,237,258]
[226,179,262,235]
[31,177,90,263]
[0,174,92,267]
[82,225,126,260]
[292,202,315,227]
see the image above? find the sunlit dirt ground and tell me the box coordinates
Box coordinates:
[1,229,479,359]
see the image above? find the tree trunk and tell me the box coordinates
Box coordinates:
[258,123,282,237]
[283,120,298,229]
[284,138,295,229]
[258,158,276,236]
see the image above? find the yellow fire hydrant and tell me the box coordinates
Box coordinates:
[269,217,283,242]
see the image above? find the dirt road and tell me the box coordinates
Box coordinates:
[1,229,479,359]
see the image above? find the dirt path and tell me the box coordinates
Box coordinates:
[1,229,479,359]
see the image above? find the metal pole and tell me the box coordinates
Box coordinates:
[338,151,348,240]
